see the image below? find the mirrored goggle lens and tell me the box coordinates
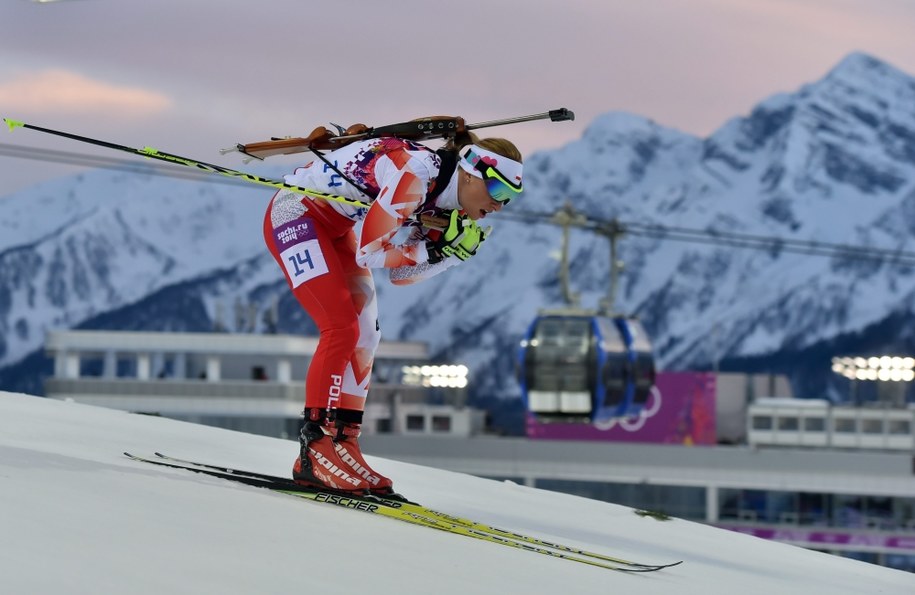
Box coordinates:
[480,166,522,204]
[484,177,517,203]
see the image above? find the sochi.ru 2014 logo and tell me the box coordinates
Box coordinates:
[278,222,310,245]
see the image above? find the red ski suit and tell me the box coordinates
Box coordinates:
[263,138,459,413]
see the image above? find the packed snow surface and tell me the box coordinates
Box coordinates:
[1,391,913,594]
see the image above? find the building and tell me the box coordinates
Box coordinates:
[44,330,483,438]
[749,398,915,451]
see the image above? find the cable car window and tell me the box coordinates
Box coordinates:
[632,352,656,405]
[528,317,593,392]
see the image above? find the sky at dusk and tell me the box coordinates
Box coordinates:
[2,0,915,195]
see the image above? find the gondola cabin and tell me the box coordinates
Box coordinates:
[518,312,656,423]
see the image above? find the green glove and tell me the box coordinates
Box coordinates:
[428,210,491,263]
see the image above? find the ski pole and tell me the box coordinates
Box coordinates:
[2,118,372,209]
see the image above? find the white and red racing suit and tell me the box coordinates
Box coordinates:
[263,137,462,413]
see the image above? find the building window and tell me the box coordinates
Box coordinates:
[862,419,883,434]
[376,419,392,434]
[888,420,911,435]
[834,418,856,433]
[406,415,425,431]
[432,415,452,433]
[777,416,799,431]
[80,357,104,377]
[803,418,826,432]
[752,416,773,430]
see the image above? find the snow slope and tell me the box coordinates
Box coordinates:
[1,392,912,595]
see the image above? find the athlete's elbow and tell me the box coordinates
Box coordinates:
[354,252,373,269]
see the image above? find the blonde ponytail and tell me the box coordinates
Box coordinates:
[444,134,523,163]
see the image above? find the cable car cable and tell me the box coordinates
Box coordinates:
[5,142,914,265]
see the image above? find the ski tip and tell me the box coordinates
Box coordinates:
[4,118,25,132]
[655,560,684,571]
[621,559,683,572]
[662,560,684,568]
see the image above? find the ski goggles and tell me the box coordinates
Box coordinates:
[460,145,523,204]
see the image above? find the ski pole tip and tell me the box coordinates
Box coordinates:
[4,118,25,132]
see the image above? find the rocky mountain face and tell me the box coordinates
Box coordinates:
[2,52,915,406]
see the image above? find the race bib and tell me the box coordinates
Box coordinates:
[273,220,329,288]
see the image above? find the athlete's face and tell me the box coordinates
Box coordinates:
[457,171,505,221]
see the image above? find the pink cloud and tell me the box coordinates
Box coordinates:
[0,70,171,116]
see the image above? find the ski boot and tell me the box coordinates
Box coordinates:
[292,408,394,495]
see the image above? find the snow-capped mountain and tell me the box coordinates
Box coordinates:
[2,51,915,404]
[0,167,276,367]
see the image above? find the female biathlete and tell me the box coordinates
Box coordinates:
[263,133,523,495]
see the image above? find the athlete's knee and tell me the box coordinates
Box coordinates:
[321,319,360,351]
